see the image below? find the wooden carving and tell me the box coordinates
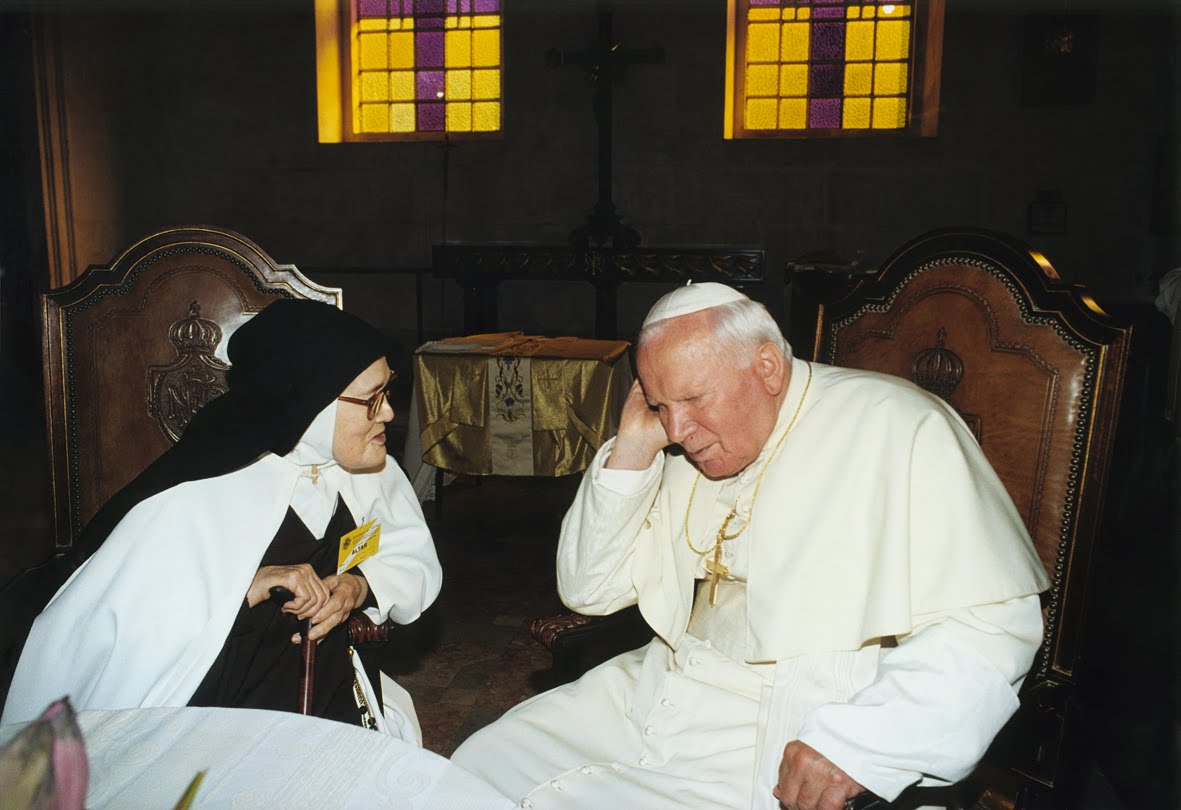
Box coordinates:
[911,328,982,441]
[147,300,229,443]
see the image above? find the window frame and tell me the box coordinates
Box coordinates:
[724,0,944,139]
[315,0,505,144]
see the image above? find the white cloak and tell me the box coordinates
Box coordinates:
[2,451,442,732]
[453,359,1049,807]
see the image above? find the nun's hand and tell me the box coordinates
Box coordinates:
[304,573,367,643]
[246,564,330,617]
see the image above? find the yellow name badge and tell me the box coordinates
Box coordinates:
[338,519,380,575]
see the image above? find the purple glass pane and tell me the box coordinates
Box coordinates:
[400,0,414,13]
[416,31,444,66]
[418,103,445,131]
[808,98,841,128]
[460,0,471,11]
[809,63,842,96]
[749,0,778,5]
[419,15,444,27]
[417,70,445,100]
[417,0,444,13]
[813,6,844,17]
[474,0,499,11]
[447,0,457,12]
[811,22,845,60]
[358,0,387,17]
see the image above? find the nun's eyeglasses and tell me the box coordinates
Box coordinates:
[338,375,397,420]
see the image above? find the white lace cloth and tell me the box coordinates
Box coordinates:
[1,706,515,809]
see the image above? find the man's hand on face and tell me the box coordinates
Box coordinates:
[605,379,672,471]
[774,740,865,810]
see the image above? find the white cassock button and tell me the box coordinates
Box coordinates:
[639,756,650,767]
[643,519,652,529]
[660,698,672,707]
[643,725,654,736]
[520,801,533,808]
[688,657,700,667]
[550,780,563,791]
[580,765,594,775]
[611,762,625,773]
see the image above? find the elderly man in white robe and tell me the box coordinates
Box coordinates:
[452,282,1049,810]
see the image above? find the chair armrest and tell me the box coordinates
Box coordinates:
[348,614,392,648]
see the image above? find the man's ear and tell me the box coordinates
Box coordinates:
[755,342,787,396]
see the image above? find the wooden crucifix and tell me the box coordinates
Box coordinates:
[546,2,664,250]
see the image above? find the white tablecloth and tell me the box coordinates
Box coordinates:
[1,706,515,809]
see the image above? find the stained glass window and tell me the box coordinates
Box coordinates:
[316,0,503,142]
[724,0,943,138]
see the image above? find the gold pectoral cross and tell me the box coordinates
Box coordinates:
[705,544,729,607]
[310,464,320,485]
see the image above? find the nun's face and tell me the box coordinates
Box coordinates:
[333,358,394,472]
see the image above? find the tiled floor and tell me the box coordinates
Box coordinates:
[373,473,581,756]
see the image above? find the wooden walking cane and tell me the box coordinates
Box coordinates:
[270,587,315,715]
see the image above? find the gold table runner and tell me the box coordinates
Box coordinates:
[414,334,632,477]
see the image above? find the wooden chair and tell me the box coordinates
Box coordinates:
[2,227,384,710]
[41,226,340,550]
[816,227,1131,809]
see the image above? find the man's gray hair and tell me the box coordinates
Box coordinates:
[638,297,793,365]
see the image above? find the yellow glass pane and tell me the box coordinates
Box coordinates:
[473,69,499,100]
[359,71,389,102]
[872,96,907,129]
[359,32,388,71]
[358,18,386,32]
[445,16,457,29]
[473,14,498,28]
[473,101,500,131]
[779,64,808,97]
[847,6,860,18]
[746,64,778,97]
[460,16,471,29]
[390,31,415,70]
[781,8,796,20]
[391,103,416,133]
[391,71,415,102]
[778,98,807,129]
[472,29,499,67]
[748,8,778,21]
[745,97,778,129]
[781,22,809,62]
[390,18,402,31]
[845,21,874,61]
[798,7,810,19]
[879,4,911,17]
[446,30,472,68]
[875,20,910,61]
[360,103,390,133]
[447,69,472,100]
[746,23,779,63]
[844,63,872,96]
[843,97,871,128]
[862,5,876,18]
[447,102,472,131]
[404,18,414,30]
[874,62,908,95]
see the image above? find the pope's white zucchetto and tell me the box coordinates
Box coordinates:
[641,281,750,329]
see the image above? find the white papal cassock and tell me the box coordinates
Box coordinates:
[453,358,1049,809]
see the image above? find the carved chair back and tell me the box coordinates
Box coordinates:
[41,226,341,551]
[815,228,1130,807]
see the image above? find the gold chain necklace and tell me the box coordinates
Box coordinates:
[684,361,812,605]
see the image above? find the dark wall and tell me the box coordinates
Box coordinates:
[5,0,1179,344]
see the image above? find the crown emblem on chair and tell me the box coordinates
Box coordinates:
[147,300,231,444]
[168,301,223,355]
[911,328,964,403]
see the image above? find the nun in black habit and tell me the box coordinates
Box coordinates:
[2,300,442,739]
